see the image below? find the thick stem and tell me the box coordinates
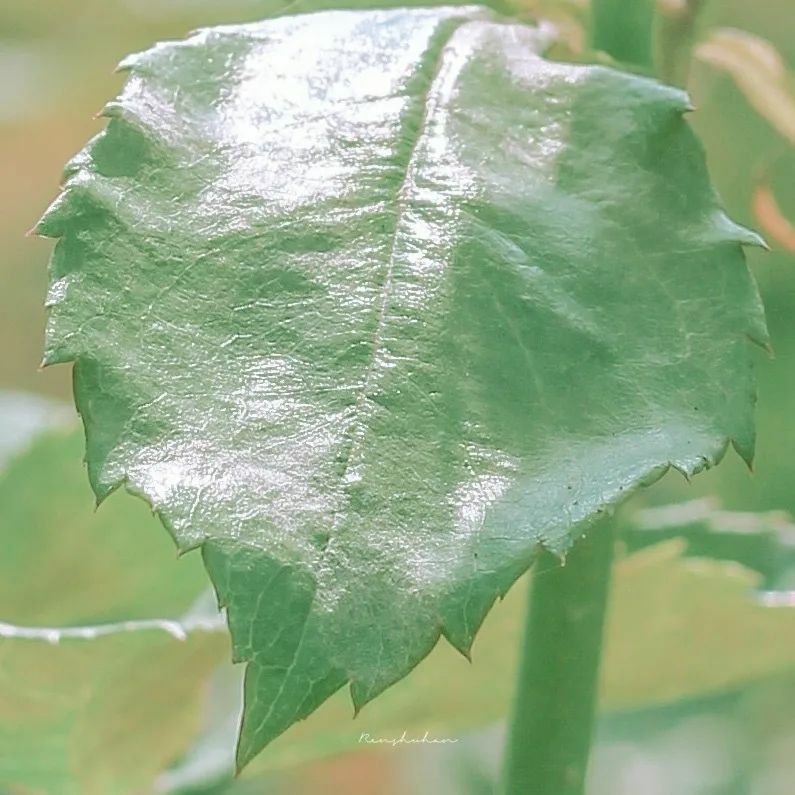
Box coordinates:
[657,0,708,87]
[591,0,656,69]
[501,522,615,795]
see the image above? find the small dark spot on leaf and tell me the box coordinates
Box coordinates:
[311,530,331,551]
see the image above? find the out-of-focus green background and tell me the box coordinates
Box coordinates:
[2,1,795,793]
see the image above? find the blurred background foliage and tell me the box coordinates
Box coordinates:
[2,0,795,793]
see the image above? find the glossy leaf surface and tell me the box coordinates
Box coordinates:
[38,6,767,767]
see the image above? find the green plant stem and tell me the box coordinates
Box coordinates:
[502,522,615,795]
[591,0,656,69]
[657,0,709,87]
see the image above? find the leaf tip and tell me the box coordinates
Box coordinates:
[349,681,368,717]
[92,476,123,509]
[440,626,473,661]
[716,213,769,250]
[233,739,256,778]
[731,435,756,472]
[34,202,64,239]
[97,101,128,121]
[116,52,141,74]
[742,228,770,251]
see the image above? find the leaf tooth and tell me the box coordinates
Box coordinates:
[348,679,370,716]
[439,582,503,660]
[731,432,756,471]
[746,299,772,354]
[348,651,430,717]
[91,469,127,509]
[665,85,696,114]
[439,544,544,659]
[637,462,670,488]
[40,341,74,369]
[670,437,731,482]
[150,505,206,556]
[235,658,347,772]
[95,100,152,137]
[70,357,141,505]
[116,24,219,78]
[34,192,71,239]
[537,530,574,561]
[596,64,692,114]
[747,330,773,355]
[715,211,769,250]
[348,615,449,716]
[34,174,114,239]
[116,44,171,75]
[439,623,474,661]
[61,150,91,185]
[116,51,142,74]
[97,100,126,120]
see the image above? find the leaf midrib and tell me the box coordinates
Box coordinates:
[337,17,472,484]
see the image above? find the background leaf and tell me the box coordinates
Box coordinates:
[0,428,229,795]
[623,497,795,590]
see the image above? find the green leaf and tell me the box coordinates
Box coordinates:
[624,497,795,590]
[169,539,795,787]
[601,540,795,709]
[37,6,767,768]
[0,427,229,795]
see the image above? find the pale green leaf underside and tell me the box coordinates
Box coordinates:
[38,6,767,768]
[0,428,228,795]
